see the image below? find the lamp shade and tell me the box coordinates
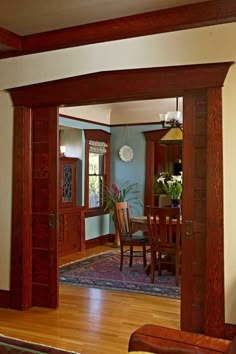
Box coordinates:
[60,145,66,154]
[159,127,183,145]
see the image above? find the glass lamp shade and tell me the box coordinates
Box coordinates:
[167,111,182,121]
[159,127,183,145]
[60,145,66,155]
[159,113,169,122]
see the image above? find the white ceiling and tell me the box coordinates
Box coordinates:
[1,0,206,35]
[1,1,191,119]
[60,97,183,124]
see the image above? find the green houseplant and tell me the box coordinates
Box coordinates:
[104,181,142,246]
[157,172,182,206]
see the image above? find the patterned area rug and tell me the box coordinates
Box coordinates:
[60,251,180,299]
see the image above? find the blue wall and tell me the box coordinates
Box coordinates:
[110,124,161,218]
[59,116,162,238]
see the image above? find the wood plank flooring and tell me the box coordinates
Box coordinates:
[0,244,180,354]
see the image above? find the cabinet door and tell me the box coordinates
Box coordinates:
[64,213,81,252]
[59,212,81,255]
[59,157,77,208]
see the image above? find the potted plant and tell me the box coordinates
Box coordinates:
[104,181,142,246]
[157,172,182,207]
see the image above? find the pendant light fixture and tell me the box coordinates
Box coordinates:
[159,97,183,145]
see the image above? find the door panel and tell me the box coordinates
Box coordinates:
[181,91,207,333]
[31,107,59,308]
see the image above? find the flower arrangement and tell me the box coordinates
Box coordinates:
[157,172,183,200]
[104,181,142,220]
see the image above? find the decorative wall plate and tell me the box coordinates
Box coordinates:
[119,145,134,162]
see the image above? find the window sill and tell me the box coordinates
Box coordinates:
[84,208,109,218]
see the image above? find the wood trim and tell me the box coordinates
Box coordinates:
[204,88,225,337]
[0,0,236,59]
[0,27,22,51]
[8,63,233,332]
[143,129,169,207]
[84,209,109,218]
[59,113,110,127]
[84,129,111,212]
[85,234,113,249]
[10,106,32,310]
[60,113,162,127]
[112,122,163,127]
[0,290,10,308]
[8,63,233,107]
[31,107,59,309]
[225,324,236,340]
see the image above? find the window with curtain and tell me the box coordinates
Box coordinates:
[88,141,108,208]
[84,130,111,217]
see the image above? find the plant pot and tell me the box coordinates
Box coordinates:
[171,199,180,208]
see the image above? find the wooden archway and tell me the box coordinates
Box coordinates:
[8,62,233,337]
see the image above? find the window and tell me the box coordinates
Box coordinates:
[84,130,111,217]
[89,152,106,208]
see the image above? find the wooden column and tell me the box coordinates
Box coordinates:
[10,106,32,310]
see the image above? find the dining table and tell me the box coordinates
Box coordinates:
[131,215,182,233]
[131,215,182,276]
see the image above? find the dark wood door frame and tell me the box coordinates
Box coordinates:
[8,62,233,336]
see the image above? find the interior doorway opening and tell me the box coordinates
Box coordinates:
[8,62,233,336]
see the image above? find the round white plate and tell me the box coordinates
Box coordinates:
[119,145,134,162]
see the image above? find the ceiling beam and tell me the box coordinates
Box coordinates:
[0,27,22,51]
[0,0,236,59]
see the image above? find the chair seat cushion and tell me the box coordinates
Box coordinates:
[122,235,149,242]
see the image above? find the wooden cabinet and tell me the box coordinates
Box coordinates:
[58,157,85,256]
[59,157,77,209]
[58,209,84,255]
[144,129,182,207]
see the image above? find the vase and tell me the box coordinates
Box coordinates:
[171,199,180,208]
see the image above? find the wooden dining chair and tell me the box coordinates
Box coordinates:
[145,206,181,286]
[114,201,149,271]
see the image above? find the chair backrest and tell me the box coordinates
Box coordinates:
[114,201,132,235]
[146,206,181,251]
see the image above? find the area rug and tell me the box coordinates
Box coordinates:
[59,251,180,299]
[0,334,79,353]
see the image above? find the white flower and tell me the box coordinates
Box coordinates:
[156,171,182,199]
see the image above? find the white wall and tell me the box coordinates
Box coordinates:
[0,91,13,290]
[0,22,236,322]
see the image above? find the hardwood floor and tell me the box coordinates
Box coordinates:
[0,244,180,354]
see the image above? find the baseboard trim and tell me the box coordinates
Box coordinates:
[85,234,114,249]
[225,323,236,340]
[0,289,10,308]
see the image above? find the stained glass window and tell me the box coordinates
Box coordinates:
[63,164,73,202]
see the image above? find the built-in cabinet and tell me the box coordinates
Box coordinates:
[58,157,85,256]
[144,129,182,207]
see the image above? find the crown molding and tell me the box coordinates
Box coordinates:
[0,27,22,51]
